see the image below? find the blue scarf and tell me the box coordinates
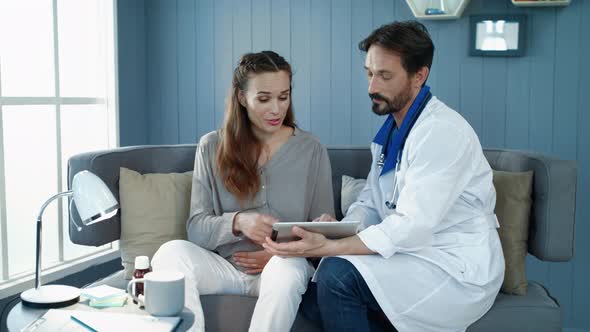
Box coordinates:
[372,86,432,176]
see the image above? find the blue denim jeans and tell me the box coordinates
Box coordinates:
[300,257,397,332]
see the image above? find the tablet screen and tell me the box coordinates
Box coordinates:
[271,221,359,242]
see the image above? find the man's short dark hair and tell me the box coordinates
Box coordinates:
[359,20,434,76]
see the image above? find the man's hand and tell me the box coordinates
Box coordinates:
[264,227,375,257]
[313,213,337,222]
[233,212,278,245]
[263,226,329,257]
[233,250,273,274]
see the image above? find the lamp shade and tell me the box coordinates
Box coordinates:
[72,170,118,225]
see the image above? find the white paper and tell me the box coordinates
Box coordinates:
[21,309,181,332]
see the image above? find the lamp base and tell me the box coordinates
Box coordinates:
[21,284,80,309]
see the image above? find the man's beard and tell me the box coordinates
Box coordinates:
[369,83,413,116]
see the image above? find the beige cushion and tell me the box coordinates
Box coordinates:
[341,175,367,216]
[493,170,534,295]
[119,167,193,279]
[341,170,534,296]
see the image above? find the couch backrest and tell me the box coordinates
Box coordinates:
[68,145,576,262]
[68,145,197,247]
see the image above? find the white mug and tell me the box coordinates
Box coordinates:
[127,270,185,316]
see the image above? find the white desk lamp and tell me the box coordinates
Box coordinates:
[20,170,119,308]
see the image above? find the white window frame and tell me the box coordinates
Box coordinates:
[0,0,120,298]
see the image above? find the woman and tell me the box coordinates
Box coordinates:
[151,51,334,332]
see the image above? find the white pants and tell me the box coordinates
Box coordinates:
[151,240,313,332]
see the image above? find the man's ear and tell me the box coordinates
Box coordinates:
[413,66,430,88]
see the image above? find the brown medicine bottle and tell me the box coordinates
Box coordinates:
[132,256,151,304]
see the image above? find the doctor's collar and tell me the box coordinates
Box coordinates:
[373,85,432,175]
[373,86,431,147]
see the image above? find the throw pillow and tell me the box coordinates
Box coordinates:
[341,175,367,216]
[493,170,534,295]
[119,167,193,279]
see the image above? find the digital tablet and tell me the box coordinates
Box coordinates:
[271,221,360,242]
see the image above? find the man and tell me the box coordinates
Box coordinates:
[263,21,505,332]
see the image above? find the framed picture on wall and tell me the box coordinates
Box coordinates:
[470,15,526,57]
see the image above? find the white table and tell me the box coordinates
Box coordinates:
[7,296,194,331]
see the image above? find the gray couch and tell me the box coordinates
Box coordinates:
[68,145,577,331]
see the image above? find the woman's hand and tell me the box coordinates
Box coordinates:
[263,226,329,257]
[233,250,273,274]
[233,212,278,245]
[313,213,337,222]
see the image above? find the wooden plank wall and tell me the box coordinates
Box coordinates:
[117,0,590,328]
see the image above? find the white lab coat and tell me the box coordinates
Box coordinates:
[334,96,505,332]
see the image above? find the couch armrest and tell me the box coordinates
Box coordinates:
[484,149,577,262]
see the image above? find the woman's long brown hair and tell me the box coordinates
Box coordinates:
[216,51,296,204]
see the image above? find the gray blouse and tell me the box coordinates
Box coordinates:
[187,128,335,272]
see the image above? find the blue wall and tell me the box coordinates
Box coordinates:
[117,0,590,329]
[117,0,148,145]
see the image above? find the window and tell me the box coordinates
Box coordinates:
[0,0,118,287]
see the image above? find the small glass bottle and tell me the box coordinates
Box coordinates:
[132,256,151,304]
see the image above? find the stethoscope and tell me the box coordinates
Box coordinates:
[382,144,402,210]
[378,92,432,210]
